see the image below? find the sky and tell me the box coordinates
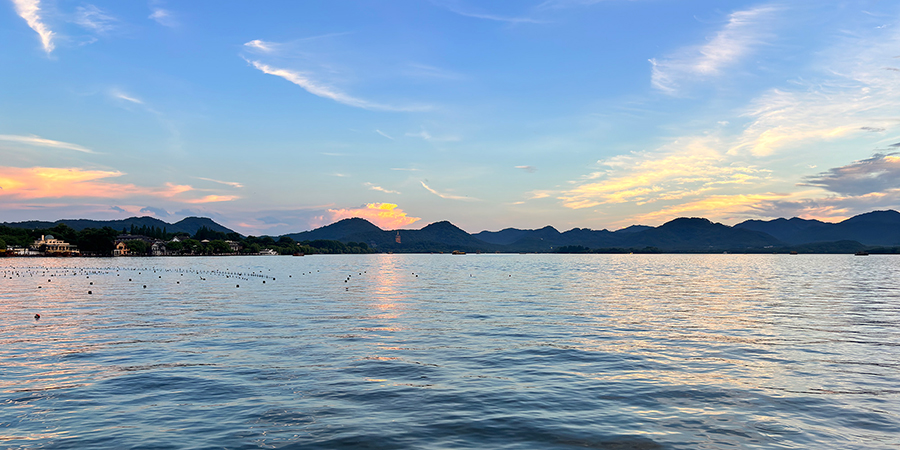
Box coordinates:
[2,0,900,235]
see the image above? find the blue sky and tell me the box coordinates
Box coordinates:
[2,0,899,235]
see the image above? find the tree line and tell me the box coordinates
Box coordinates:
[0,224,377,256]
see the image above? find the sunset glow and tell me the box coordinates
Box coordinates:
[327,203,421,229]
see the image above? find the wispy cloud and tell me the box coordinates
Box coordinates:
[420,181,476,200]
[515,165,537,173]
[327,202,420,229]
[244,39,275,53]
[650,5,779,94]
[0,134,96,154]
[431,0,544,24]
[536,0,608,9]
[149,8,176,27]
[246,59,428,112]
[75,4,117,33]
[405,129,460,142]
[364,182,400,194]
[404,63,466,81]
[729,23,900,157]
[375,129,394,140]
[527,190,553,199]
[197,177,244,188]
[11,0,54,54]
[110,89,144,104]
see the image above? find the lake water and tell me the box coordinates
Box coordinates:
[2,254,899,449]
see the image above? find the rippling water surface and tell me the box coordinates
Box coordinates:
[2,254,899,449]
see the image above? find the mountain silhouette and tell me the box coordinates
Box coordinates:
[2,216,234,235]
[735,210,900,246]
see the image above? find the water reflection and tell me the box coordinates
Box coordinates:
[1,255,899,449]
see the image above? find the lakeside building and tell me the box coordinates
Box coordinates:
[6,246,42,256]
[225,240,241,253]
[113,235,169,256]
[31,235,79,255]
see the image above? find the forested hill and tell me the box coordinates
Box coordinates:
[282,209,900,253]
[2,216,234,235]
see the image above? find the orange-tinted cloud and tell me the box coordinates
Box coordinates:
[184,195,241,203]
[0,166,134,198]
[559,137,764,209]
[0,166,237,204]
[327,203,421,229]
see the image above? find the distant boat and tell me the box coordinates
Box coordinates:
[790,251,798,255]
[293,252,304,256]
[452,250,466,255]
[855,251,869,256]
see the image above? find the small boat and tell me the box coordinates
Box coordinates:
[790,251,798,255]
[855,251,869,256]
[292,252,304,256]
[452,250,466,255]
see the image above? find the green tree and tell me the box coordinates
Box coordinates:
[126,240,149,255]
[167,241,184,253]
[76,227,118,255]
[210,240,230,254]
[50,223,77,243]
[181,239,200,254]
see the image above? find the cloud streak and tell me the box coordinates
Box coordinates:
[364,182,400,194]
[246,59,428,112]
[431,0,543,24]
[420,181,476,200]
[11,0,54,54]
[75,4,117,33]
[0,134,96,154]
[651,5,778,94]
[244,39,275,53]
[197,177,244,188]
[111,89,144,104]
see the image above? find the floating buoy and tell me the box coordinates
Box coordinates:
[34,314,40,320]
[143,285,146,288]
[88,291,92,294]
[236,285,240,288]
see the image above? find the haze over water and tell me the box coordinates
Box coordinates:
[2,254,899,449]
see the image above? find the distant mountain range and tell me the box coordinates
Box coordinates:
[1,216,234,236]
[286,209,900,253]
[5,209,900,253]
